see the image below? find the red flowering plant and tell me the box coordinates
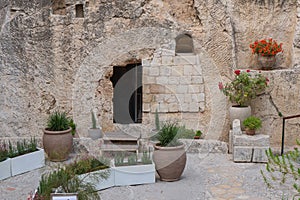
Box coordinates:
[219,70,269,107]
[250,38,283,56]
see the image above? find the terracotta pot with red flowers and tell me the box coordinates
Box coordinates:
[219,69,268,128]
[250,38,283,70]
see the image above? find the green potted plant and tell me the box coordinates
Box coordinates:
[152,122,187,181]
[250,38,283,70]
[43,111,75,161]
[32,161,102,200]
[113,151,155,186]
[0,142,10,180]
[8,138,45,176]
[242,116,262,135]
[194,130,202,139]
[88,110,102,140]
[219,69,268,129]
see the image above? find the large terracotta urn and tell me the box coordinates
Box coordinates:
[152,144,186,182]
[229,105,251,130]
[43,128,73,161]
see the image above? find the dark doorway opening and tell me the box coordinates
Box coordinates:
[110,64,142,124]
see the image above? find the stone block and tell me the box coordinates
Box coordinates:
[164,94,176,103]
[149,84,165,94]
[151,57,161,65]
[159,66,171,76]
[184,65,196,76]
[188,102,199,112]
[233,134,270,147]
[180,139,228,154]
[232,119,242,135]
[143,76,156,84]
[176,85,188,94]
[171,66,184,76]
[168,103,179,112]
[229,130,233,154]
[168,77,179,85]
[191,76,203,84]
[233,146,253,162]
[149,67,159,76]
[174,54,197,65]
[165,85,177,94]
[143,103,150,112]
[188,85,201,93]
[180,103,189,112]
[198,93,205,102]
[180,76,192,84]
[142,59,151,67]
[161,56,174,65]
[253,147,268,163]
[156,76,168,85]
[159,103,168,112]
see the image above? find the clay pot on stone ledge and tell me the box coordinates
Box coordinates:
[257,55,276,70]
[245,128,256,136]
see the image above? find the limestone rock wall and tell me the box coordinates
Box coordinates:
[0,0,300,148]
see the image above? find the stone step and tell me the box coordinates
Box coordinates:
[101,144,138,152]
[103,131,139,142]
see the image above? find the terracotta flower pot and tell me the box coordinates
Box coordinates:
[245,129,255,136]
[43,128,73,161]
[152,144,186,182]
[257,55,276,70]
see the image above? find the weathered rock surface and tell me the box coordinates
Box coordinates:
[0,0,300,148]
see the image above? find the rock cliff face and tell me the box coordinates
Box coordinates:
[0,0,299,147]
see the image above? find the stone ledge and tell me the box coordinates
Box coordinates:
[180,139,228,154]
[233,133,270,147]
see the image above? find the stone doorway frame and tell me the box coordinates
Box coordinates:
[72,27,226,139]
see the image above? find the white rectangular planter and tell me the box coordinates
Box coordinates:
[79,168,115,191]
[11,148,45,176]
[0,158,11,180]
[114,163,155,186]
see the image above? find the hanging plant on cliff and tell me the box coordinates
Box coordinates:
[250,38,283,56]
[218,70,269,107]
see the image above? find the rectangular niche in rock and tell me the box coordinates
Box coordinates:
[75,4,84,18]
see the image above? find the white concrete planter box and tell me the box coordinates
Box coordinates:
[11,148,45,176]
[114,163,155,186]
[79,168,115,191]
[0,158,11,180]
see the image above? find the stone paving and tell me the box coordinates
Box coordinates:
[0,153,296,200]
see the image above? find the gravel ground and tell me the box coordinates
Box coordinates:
[0,153,296,200]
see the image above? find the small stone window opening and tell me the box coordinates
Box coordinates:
[75,4,84,18]
[175,34,194,54]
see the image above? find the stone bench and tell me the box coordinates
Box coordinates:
[229,119,270,163]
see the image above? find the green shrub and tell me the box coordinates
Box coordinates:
[177,126,196,139]
[36,156,110,200]
[154,122,181,147]
[91,110,97,129]
[8,137,38,158]
[47,111,70,131]
[141,149,152,165]
[0,142,8,162]
[243,116,262,130]
[66,156,110,175]
[261,143,300,199]
[195,130,202,137]
[155,109,160,130]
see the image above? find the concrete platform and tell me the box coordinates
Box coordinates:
[0,153,295,200]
